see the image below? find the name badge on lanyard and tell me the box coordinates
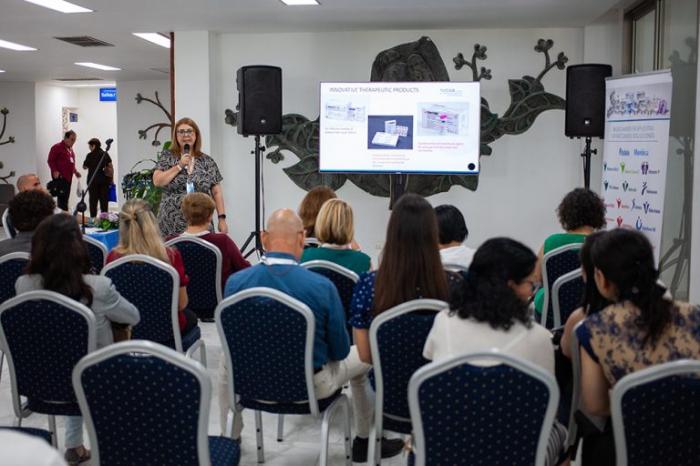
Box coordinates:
[186,180,195,194]
[261,256,298,266]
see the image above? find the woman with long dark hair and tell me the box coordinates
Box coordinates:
[16,214,139,465]
[424,237,567,466]
[578,229,700,416]
[349,193,459,365]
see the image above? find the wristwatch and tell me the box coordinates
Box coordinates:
[218,214,227,220]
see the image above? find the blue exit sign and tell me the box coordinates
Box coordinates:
[100,87,117,102]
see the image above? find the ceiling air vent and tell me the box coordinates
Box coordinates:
[149,68,170,75]
[54,77,103,81]
[54,36,114,47]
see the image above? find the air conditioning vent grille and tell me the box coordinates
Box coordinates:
[54,36,114,47]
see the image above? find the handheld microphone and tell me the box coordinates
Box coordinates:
[183,143,191,154]
[183,143,193,174]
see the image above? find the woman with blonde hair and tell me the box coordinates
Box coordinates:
[106,199,198,334]
[153,117,227,237]
[300,198,370,274]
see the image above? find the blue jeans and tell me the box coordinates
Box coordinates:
[64,415,83,448]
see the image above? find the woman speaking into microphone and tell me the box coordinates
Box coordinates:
[153,118,228,237]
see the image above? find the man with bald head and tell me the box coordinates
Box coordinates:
[16,173,46,193]
[221,209,404,461]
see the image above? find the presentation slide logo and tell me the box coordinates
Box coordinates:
[641,161,649,175]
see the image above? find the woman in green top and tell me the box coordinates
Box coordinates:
[300,198,371,275]
[533,188,606,317]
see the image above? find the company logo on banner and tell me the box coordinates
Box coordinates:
[601,70,672,264]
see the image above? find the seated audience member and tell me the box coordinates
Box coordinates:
[350,193,462,366]
[578,229,700,414]
[0,191,55,256]
[3,173,49,238]
[106,199,198,334]
[560,231,609,359]
[16,213,139,465]
[534,188,606,317]
[221,209,404,462]
[180,192,250,286]
[300,198,371,274]
[298,185,337,247]
[435,204,475,269]
[424,237,567,466]
[0,429,69,466]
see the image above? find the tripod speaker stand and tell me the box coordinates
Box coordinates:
[240,135,265,259]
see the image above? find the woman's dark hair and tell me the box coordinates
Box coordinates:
[452,237,536,330]
[579,231,610,315]
[374,193,448,315]
[28,214,93,306]
[557,188,606,231]
[8,190,56,232]
[591,229,672,346]
[435,204,468,244]
[88,138,101,149]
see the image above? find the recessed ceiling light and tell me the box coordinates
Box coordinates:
[133,33,170,49]
[0,70,5,73]
[75,62,121,71]
[280,0,319,5]
[0,39,37,51]
[24,0,92,13]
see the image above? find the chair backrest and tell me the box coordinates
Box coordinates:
[301,260,358,324]
[102,255,182,350]
[611,360,700,466]
[166,237,223,317]
[0,290,97,418]
[370,299,447,426]
[2,208,16,239]
[73,341,212,466]
[0,252,30,303]
[442,262,468,273]
[83,235,108,274]
[551,269,584,328]
[215,287,319,415]
[541,244,581,328]
[303,237,320,249]
[409,351,559,466]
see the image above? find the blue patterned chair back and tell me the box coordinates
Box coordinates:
[83,236,108,274]
[2,208,16,239]
[102,255,180,346]
[216,287,316,408]
[611,360,700,466]
[166,237,222,320]
[551,270,584,328]
[301,260,358,340]
[73,341,213,466]
[370,299,446,434]
[0,291,96,416]
[0,252,29,303]
[409,351,559,466]
[541,244,581,328]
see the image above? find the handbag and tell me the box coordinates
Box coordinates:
[103,162,114,179]
[46,177,69,198]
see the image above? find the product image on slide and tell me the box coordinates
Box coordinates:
[325,100,366,122]
[418,103,469,136]
[367,115,413,150]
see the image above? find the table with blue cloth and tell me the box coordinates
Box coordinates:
[85,228,119,252]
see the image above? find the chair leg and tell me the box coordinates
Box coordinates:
[368,412,383,466]
[343,397,352,466]
[277,414,284,442]
[0,351,4,385]
[255,410,265,463]
[320,407,333,466]
[199,343,207,368]
[320,395,351,466]
[48,415,57,448]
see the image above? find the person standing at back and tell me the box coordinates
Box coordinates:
[82,138,113,220]
[48,130,81,211]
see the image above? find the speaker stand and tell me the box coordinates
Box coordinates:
[581,136,597,189]
[240,135,265,259]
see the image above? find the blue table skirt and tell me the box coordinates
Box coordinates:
[86,229,119,252]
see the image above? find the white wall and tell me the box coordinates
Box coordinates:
[0,82,37,190]
[115,79,170,200]
[209,28,585,260]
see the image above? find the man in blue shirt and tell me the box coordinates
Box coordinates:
[220,208,403,462]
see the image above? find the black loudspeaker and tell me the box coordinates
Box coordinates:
[236,65,282,135]
[565,64,613,138]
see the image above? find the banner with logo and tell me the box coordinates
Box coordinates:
[601,70,672,264]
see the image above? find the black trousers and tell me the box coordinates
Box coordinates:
[56,179,72,212]
[88,183,110,218]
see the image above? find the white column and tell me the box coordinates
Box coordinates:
[174,31,213,156]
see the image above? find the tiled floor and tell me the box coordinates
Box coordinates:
[0,322,408,466]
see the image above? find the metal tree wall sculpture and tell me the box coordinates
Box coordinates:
[136,91,173,146]
[0,107,16,184]
[224,36,568,196]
